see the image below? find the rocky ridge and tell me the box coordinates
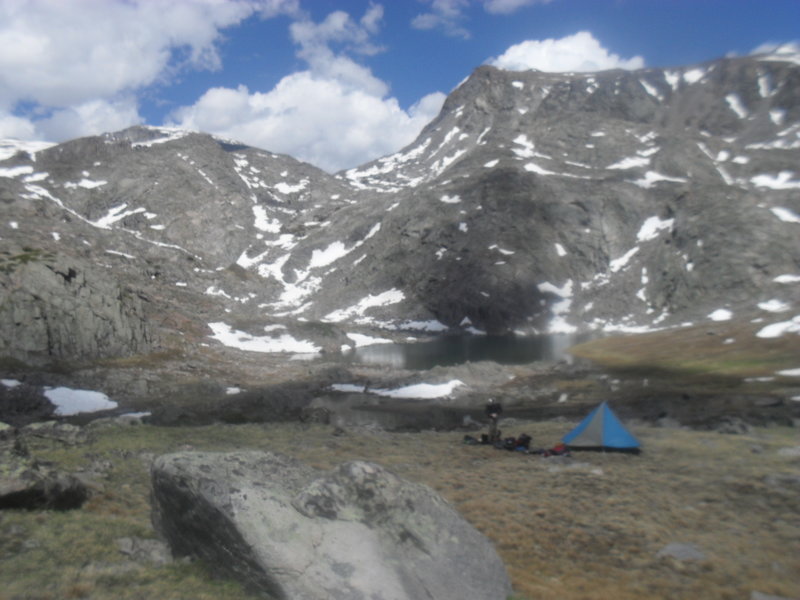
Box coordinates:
[0,49,798,367]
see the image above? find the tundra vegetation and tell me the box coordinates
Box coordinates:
[0,412,797,600]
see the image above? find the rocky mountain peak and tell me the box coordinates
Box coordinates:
[1,52,798,364]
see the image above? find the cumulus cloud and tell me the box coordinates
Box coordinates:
[167,3,447,172]
[0,110,36,140]
[34,98,143,142]
[171,79,443,173]
[489,31,644,72]
[412,0,551,36]
[0,0,297,140]
[750,41,800,56]
[411,0,471,39]
[483,0,553,15]
[170,4,446,175]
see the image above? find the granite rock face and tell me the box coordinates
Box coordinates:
[0,49,798,361]
[0,251,152,364]
[151,451,512,600]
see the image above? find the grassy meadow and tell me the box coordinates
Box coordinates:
[1,417,798,600]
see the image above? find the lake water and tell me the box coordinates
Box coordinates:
[348,333,586,370]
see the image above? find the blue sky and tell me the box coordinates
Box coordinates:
[1,0,798,172]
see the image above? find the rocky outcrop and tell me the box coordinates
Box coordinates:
[151,451,512,600]
[0,250,152,364]
[0,380,55,426]
[0,422,89,510]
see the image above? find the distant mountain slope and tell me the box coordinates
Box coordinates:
[1,49,798,363]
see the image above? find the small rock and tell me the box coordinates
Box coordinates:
[656,542,706,561]
[711,416,751,435]
[21,421,88,445]
[81,561,142,578]
[299,406,330,424]
[751,592,795,600]
[777,446,800,458]
[656,416,684,429]
[116,536,172,566]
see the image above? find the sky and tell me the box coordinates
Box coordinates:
[0,0,798,173]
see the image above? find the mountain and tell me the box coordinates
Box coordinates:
[1,49,799,367]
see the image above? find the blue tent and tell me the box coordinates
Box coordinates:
[562,401,641,452]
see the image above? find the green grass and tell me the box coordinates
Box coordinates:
[0,248,56,275]
[570,319,800,379]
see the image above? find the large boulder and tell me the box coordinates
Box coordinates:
[151,451,512,600]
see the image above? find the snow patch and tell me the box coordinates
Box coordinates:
[774,274,800,284]
[346,333,393,347]
[538,280,575,334]
[310,241,350,269]
[769,109,786,126]
[725,94,748,119]
[759,300,790,313]
[751,171,800,190]
[91,204,146,229]
[65,178,107,189]
[512,134,535,159]
[372,380,465,399]
[637,216,674,242]
[770,207,800,224]
[682,68,706,84]
[609,247,639,272]
[208,322,320,353]
[639,79,663,100]
[756,316,800,339]
[489,244,514,256]
[632,171,687,188]
[708,309,733,322]
[0,165,34,178]
[43,387,118,416]
[440,194,461,204]
[0,139,54,161]
[607,156,650,170]
[323,289,405,323]
[274,179,309,194]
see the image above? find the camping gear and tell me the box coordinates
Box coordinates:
[562,401,641,452]
[542,442,570,457]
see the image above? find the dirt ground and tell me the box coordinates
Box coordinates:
[1,417,798,600]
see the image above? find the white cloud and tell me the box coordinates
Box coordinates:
[489,31,645,72]
[169,75,444,173]
[0,0,297,140]
[291,6,385,58]
[412,0,471,39]
[750,41,800,56]
[483,0,553,15]
[0,110,36,139]
[412,0,551,36]
[170,4,446,172]
[35,98,143,142]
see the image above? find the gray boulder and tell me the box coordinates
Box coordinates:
[151,451,512,600]
[656,542,706,561]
